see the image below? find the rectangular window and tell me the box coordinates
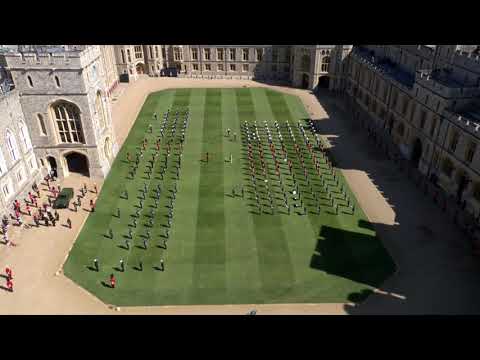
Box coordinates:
[2,184,9,197]
[256,48,263,61]
[243,48,249,61]
[217,48,224,61]
[192,63,199,71]
[204,48,211,60]
[205,64,211,71]
[127,49,131,62]
[155,46,159,58]
[217,63,224,71]
[230,48,236,61]
[149,46,153,58]
[230,64,236,71]
[430,117,437,137]
[242,64,249,72]
[449,131,460,152]
[121,50,126,63]
[174,47,182,61]
[162,48,166,58]
[134,46,142,59]
[191,48,198,60]
[420,110,427,129]
[466,142,477,163]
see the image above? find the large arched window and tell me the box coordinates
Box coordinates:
[51,101,85,144]
[301,54,311,72]
[95,92,107,129]
[0,148,7,175]
[321,56,331,72]
[19,122,32,151]
[6,129,19,161]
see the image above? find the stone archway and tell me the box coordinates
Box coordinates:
[318,75,330,89]
[136,63,145,75]
[46,156,58,178]
[411,137,423,168]
[64,152,90,177]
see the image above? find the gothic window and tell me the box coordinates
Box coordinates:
[6,130,19,161]
[51,101,85,144]
[321,56,330,72]
[27,75,34,87]
[55,76,61,87]
[134,46,143,59]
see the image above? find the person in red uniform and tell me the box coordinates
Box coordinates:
[110,274,116,288]
[5,267,12,280]
[6,279,13,292]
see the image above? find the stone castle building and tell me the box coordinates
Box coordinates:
[3,45,118,181]
[329,44,480,217]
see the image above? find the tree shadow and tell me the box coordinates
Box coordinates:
[87,266,98,272]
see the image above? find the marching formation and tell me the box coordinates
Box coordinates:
[91,108,190,289]
[241,118,356,216]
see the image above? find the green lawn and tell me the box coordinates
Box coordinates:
[63,88,395,306]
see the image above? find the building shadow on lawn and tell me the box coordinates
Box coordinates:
[310,224,396,289]
[306,88,480,313]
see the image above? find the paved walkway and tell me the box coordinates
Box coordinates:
[1,78,479,314]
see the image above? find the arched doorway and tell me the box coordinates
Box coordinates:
[411,138,423,168]
[136,63,145,74]
[65,152,90,177]
[302,73,309,89]
[318,76,330,89]
[46,156,58,178]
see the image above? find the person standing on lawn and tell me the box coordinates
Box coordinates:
[110,274,116,288]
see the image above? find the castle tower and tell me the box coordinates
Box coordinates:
[328,45,353,92]
[4,46,118,179]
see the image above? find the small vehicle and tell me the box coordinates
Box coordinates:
[53,188,74,209]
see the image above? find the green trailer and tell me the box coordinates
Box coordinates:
[53,188,74,209]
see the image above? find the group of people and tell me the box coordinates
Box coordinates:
[241,117,356,216]
[95,108,190,288]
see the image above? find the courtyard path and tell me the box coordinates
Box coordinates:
[1,77,478,314]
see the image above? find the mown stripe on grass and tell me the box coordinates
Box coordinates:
[235,88,295,298]
[221,89,263,304]
[192,88,226,303]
